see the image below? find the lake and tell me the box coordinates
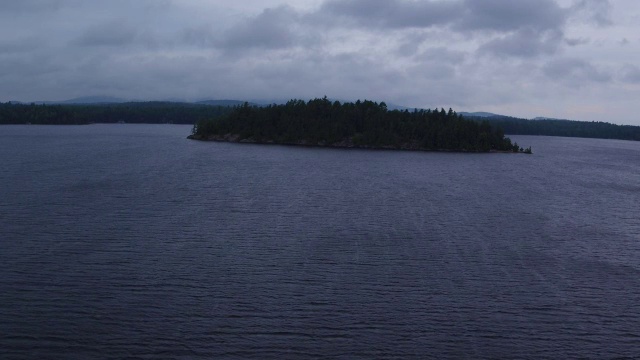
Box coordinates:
[1,124,639,359]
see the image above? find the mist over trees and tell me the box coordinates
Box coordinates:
[192,98,524,152]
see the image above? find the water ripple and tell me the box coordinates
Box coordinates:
[1,126,639,358]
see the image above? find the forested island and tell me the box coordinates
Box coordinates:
[189,98,530,153]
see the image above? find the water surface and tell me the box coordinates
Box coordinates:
[1,125,639,359]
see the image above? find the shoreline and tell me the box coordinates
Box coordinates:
[187,134,527,154]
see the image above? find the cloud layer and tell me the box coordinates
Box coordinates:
[0,0,638,124]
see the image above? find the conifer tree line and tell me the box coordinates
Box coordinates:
[2,100,637,145]
[475,116,640,141]
[193,97,526,152]
[0,103,81,125]
[0,102,234,125]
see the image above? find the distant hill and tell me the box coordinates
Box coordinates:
[459,111,506,118]
[195,100,254,107]
[38,96,128,105]
[532,116,566,121]
[30,97,255,107]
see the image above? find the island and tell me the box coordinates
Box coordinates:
[188,98,532,153]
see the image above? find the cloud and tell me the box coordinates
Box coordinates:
[417,47,466,65]
[74,21,139,47]
[479,28,564,57]
[565,37,590,46]
[319,0,568,34]
[570,0,613,26]
[218,6,302,50]
[317,0,569,58]
[620,64,640,84]
[319,0,462,29]
[1,0,64,13]
[1,0,639,124]
[182,25,216,47]
[458,0,566,33]
[543,58,612,84]
[0,54,64,79]
[457,0,568,58]
[0,37,43,54]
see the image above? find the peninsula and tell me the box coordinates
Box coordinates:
[188,98,531,153]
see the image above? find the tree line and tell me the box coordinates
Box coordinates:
[0,102,235,125]
[192,98,526,152]
[4,100,636,144]
[468,115,640,141]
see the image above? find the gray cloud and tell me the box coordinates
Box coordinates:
[480,28,564,57]
[319,0,462,29]
[74,21,139,47]
[218,6,301,50]
[543,58,612,84]
[413,62,457,81]
[458,0,566,33]
[0,54,64,78]
[571,0,613,26]
[620,64,640,84]
[1,0,64,13]
[0,37,43,54]
[316,0,569,58]
[0,0,639,124]
[566,37,590,46]
[416,47,466,65]
[320,0,568,34]
[182,25,216,48]
[456,0,568,59]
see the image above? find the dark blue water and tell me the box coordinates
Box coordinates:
[1,124,639,359]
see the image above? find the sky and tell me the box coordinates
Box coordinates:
[1,0,639,124]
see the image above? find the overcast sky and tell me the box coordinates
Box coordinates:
[1,0,639,124]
